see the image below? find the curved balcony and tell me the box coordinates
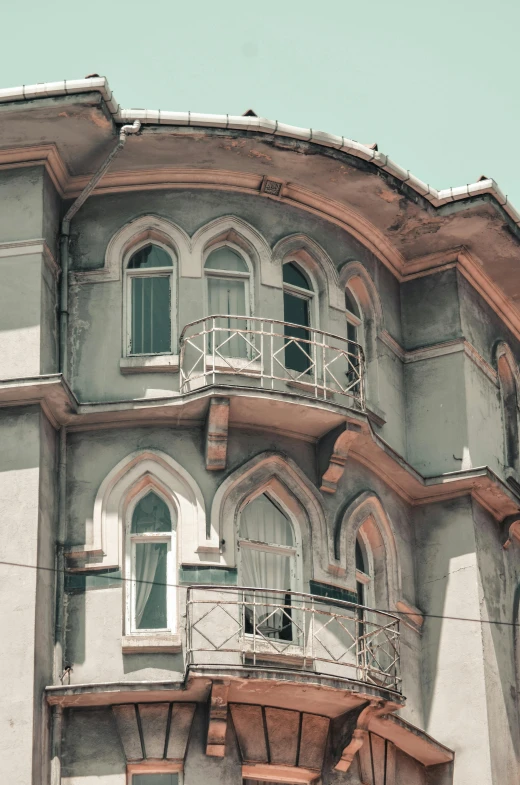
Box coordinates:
[186,586,401,695]
[179,316,365,409]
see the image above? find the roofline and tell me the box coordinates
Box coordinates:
[1,76,518,226]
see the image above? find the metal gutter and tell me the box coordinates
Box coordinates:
[1,76,519,226]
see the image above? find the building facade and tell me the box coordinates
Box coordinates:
[1,77,520,785]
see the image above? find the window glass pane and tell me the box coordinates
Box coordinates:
[205,247,248,272]
[356,539,367,573]
[240,494,293,546]
[132,492,173,534]
[345,288,360,318]
[283,291,311,373]
[207,276,247,358]
[283,261,311,290]
[133,775,178,785]
[347,321,358,344]
[135,542,168,630]
[128,244,173,269]
[131,276,171,354]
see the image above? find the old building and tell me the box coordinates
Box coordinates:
[1,76,520,785]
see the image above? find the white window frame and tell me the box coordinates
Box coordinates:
[356,531,374,608]
[125,487,177,636]
[127,763,183,785]
[237,493,302,595]
[345,286,363,347]
[282,260,318,329]
[203,241,253,317]
[123,240,177,358]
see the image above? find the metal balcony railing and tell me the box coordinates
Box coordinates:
[179,316,365,408]
[186,586,401,693]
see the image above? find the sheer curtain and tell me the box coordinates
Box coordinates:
[240,495,294,638]
[135,543,162,628]
[207,276,247,358]
[131,492,173,631]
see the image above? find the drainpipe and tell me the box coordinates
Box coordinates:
[51,120,141,783]
[58,119,141,374]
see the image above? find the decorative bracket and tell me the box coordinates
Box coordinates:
[334,701,385,773]
[205,398,230,471]
[206,680,230,757]
[320,422,362,494]
[502,514,520,549]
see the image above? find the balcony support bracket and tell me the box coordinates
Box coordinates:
[206,680,230,757]
[320,422,363,494]
[334,701,385,773]
[205,397,230,471]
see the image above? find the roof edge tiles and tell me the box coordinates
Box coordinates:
[1,76,518,227]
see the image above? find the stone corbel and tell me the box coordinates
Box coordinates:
[205,398,230,471]
[206,681,230,757]
[334,701,385,773]
[320,422,362,494]
[501,514,520,549]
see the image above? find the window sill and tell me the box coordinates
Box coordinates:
[120,355,179,374]
[122,634,182,654]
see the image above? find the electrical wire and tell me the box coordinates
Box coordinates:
[0,557,519,628]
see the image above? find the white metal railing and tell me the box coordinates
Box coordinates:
[186,586,401,693]
[179,315,365,407]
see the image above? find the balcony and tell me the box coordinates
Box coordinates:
[186,586,401,695]
[179,316,365,409]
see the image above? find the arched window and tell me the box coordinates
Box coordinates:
[239,493,297,640]
[127,490,176,633]
[345,287,363,390]
[204,246,251,358]
[498,353,519,471]
[283,261,315,373]
[125,243,175,356]
[355,536,370,607]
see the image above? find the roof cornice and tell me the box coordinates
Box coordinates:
[1,76,519,228]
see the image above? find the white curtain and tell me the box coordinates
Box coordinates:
[207,276,247,358]
[240,495,294,638]
[135,542,163,629]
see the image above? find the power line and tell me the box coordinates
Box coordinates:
[0,557,518,628]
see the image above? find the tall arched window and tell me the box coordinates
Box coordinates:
[345,287,363,390]
[283,262,315,373]
[239,494,297,640]
[204,246,250,357]
[498,353,519,471]
[127,490,176,633]
[125,244,175,356]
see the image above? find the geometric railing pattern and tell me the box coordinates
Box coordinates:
[179,316,365,408]
[186,586,401,693]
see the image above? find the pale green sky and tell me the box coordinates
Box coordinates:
[1,0,519,204]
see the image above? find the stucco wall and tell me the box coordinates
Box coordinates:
[473,501,520,784]
[0,408,54,785]
[414,497,493,785]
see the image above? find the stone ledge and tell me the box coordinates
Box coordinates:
[122,634,182,654]
[120,355,179,374]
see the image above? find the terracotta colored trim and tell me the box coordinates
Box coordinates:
[242,763,319,783]
[0,143,68,196]
[368,714,454,767]
[1,376,518,520]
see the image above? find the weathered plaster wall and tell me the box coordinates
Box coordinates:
[401,270,462,352]
[67,189,405,450]
[0,167,45,242]
[405,352,468,476]
[414,497,493,785]
[0,408,55,785]
[472,501,520,784]
[0,167,58,377]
